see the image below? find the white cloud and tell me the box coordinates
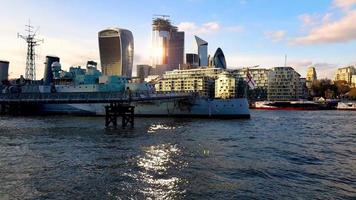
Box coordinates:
[333,0,356,10]
[264,30,287,42]
[178,21,220,35]
[290,10,356,45]
[178,21,244,35]
[299,14,320,27]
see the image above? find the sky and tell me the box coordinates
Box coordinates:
[0,0,355,79]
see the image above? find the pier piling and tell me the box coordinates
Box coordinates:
[105,103,135,129]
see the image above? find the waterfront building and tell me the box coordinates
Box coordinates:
[267,67,302,101]
[232,68,270,90]
[213,48,226,69]
[155,68,224,97]
[215,72,236,99]
[306,66,317,88]
[195,36,208,66]
[151,17,184,73]
[137,65,152,83]
[334,66,355,85]
[98,28,134,77]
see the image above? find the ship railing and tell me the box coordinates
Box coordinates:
[0,91,196,103]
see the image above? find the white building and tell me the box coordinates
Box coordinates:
[267,67,302,101]
[334,66,355,85]
[155,68,223,97]
[215,72,236,99]
[232,68,270,89]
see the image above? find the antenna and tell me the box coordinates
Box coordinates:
[284,54,287,67]
[18,20,44,80]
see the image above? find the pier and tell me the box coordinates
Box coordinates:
[0,92,194,128]
[105,103,134,129]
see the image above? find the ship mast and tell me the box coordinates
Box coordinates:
[18,20,44,80]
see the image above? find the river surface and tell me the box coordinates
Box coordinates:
[0,110,355,199]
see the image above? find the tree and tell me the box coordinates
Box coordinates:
[334,80,350,96]
[311,78,337,98]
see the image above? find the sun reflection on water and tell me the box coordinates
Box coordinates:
[135,143,187,199]
[147,124,177,134]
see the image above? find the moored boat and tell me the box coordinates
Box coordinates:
[254,100,320,110]
[336,102,356,110]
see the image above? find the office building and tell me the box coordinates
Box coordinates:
[151,17,184,73]
[186,53,199,67]
[213,48,226,69]
[137,64,152,82]
[0,60,9,83]
[98,28,134,77]
[195,36,208,66]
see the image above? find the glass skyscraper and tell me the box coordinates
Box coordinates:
[213,48,226,69]
[152,17,184,73]
[195,36,208,67]
[98,28,134,77]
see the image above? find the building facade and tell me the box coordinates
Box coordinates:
[334,66,355,85]
[0,60,9,83]
[215,72,236,99]
[155,68,224,97]
[306,66,317,88]
[232,68,270,90]
[136,65,152,83]
[267,67,302,101]
[195,36,208,66]
[213,48,226,69]
[98,28,134,77]
[186,53,199,67]
[151,17,184,73]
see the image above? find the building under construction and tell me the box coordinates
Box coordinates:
[151,16,184,74]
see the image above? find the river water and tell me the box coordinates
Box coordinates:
[0,110,355,199]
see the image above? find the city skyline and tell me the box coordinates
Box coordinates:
[0,0,355,79]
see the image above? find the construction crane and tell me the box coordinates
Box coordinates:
[18,20,44,81]
[153,14,170,20]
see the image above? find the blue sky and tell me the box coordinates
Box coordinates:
[0,0,355,78]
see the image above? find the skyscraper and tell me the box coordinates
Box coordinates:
[98,28,134,77]
[213,48,226,69]
[186,53,199,66]
[152,17,184,73]
[195,36,208,66]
